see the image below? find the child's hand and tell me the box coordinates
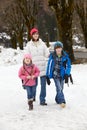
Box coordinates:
[64,74,69,83]
[31,75,35,79]
[27,75,31,79]
[46,76,51,85]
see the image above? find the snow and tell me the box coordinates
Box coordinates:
[0,32,11,40]
[72,35,81,44]
[0,47,24,66]
[0,47,87,130]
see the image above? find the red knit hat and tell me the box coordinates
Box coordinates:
[30,28,38,36]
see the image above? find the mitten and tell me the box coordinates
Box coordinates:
[64,74,69,83]
[46,76,51,85]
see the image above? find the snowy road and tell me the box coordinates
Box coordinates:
[0,64,87,130]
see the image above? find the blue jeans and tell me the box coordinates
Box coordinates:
[40,76,46,103]
[25,86,36,100]
[33,78,38,99]
[54,78,66,104]
[33,76,46,103]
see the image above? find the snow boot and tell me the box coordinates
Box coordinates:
[40,102,47,106]
[33,97,36,102]
[28,99,33,110]
[60,103,66,108]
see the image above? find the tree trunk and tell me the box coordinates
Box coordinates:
[27,25,31,41]
[75,0,87,48]
[11,34,17,49]
[49,0,75,61]
[84,32,87,48]
[57,13,74,61]
[80,14,87,49]
[17,34,23,50]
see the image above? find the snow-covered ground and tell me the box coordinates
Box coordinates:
[0,47,87,130]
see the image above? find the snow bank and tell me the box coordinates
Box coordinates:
[0,47,24,66]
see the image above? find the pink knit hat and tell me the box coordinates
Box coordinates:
[30,28,38,36]
[23,54,32,60]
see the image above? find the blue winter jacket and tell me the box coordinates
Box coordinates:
[46,51,71,79]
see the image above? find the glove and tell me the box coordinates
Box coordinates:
[22,85,26,89]
[70,74,73,84]
[64,74,69,83]
[46,76,51,85]
[21,80,26,89]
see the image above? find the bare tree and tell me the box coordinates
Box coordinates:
[75,0,87,48]
[49,0,74,61]
[3,3,25,49]
[16,0,39,40]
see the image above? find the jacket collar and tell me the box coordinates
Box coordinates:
[30,38,43,46]
[52,51,67,58]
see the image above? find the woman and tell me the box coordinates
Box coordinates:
[25,28,49,105]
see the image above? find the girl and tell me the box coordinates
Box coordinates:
[25,28,49,105]
[46,41,71,108]
[18,54,40,110]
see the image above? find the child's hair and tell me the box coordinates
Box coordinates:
[23,59,32,65]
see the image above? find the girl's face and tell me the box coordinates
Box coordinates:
[24,58,31,65]
[32,32,39,41]
[55,47,62,55]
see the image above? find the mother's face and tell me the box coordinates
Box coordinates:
[32,32,39,41]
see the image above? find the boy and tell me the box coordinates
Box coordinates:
[46,41,71,108]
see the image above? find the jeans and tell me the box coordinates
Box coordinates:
[54,78,66,104]
[40,76,46,103]
[33,76,46,103]
[33,78,38,99]
[25,86,36,100]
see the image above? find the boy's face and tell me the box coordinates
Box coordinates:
[24,58,31,65]
[55,47,62,55]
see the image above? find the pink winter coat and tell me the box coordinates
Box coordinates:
[18,64,40,86]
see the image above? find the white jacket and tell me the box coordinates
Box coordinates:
[25,39,49,76]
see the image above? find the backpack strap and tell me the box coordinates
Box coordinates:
[22,64,35,86]
[23,64,34,76]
